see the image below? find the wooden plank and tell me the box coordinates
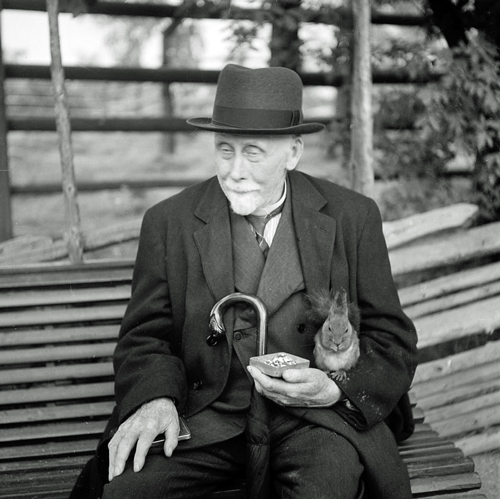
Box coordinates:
[455,426,500,456]
[0,303,126,328]
[416,378,500,413]
[0,420,106,443]
[384,203,478,250]
[350,0,374,197]
[425,391,500,425]
[0,342,115,365]
[0,361,114,385]
[407,456,475,479]
[398,436,453,451]
[0,455,87,474]
[413,341,500,384]
[0,490,70,499]
[410,472,482,495]
[431,404,500,439]
[0,438,98,461]
[0,21,13,243]
[411,360,500,399]
[1,467,80,485]
[0,285,130,309]
[0,381,114,406]
[0,235,53,256]
[0,324,119,347]
[414,295,500,349]
[399,442,457,459]
[402,448,465,465]
[421,494,486,499]
[399,260,500,308]
[0,401,114,425]
[0,260,134,289]
[405,279,500,319]
[390,221,500,277]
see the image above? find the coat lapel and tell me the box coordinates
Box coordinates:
[193,178,235,303]
[257,193,304,317]
[288,171,337,297]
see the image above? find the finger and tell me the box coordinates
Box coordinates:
[112,429,140,479]
[107,434,119,481]
[281,367,315,383]
[133,430,157,472]
[163,420,180,457]
[247,366,275,388]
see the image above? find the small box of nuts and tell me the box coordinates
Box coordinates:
[249,352,310,377]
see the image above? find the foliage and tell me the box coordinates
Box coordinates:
[417,32,500,221]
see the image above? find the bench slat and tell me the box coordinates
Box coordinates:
[0,342,116,365]
[0,361,114,385]
[425,390,500,425]
[410,472,482,495]
[0,439,98,461]
[405,279,500,320]
[413,341,500,385]
[414,295,500,349]
[398,260,500,308]
[0,285,130,309]
[0,325,119,346]
[0,421,106,443]
[417,377,500,413]
[412,360,500,400]
[0,261,134,289]
[406,456,474,478]
[0,401,115,425]
[0,455,88,474]
[0,304,126,328]
[0,382,114,406]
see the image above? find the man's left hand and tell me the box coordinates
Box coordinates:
[247,366,342,407]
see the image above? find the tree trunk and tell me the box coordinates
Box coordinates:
[47,0,84,263]
[269,0,302,70]
[350,0,374,197]
[0,11,13,242]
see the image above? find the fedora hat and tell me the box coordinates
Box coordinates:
[187,64,325,135]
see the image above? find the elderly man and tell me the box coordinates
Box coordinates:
[71,64,417,499]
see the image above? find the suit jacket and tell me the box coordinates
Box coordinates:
[71,171,418,499]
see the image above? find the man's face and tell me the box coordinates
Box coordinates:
[214,134,303,216]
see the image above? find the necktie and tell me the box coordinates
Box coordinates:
[245,205,283,258]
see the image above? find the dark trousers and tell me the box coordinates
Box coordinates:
[102,407,364,499]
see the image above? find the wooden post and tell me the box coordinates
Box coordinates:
[161,20,181,155]
[270,0,302,70]
[350,0,374,197]
[46,0,84,263]
[0,7,13,242]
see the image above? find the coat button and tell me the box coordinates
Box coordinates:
[297,323,306,334]
[234,331,243,341]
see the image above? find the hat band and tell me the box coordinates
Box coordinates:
[212,104,302,129]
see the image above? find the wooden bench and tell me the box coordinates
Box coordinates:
[0,261,487,499]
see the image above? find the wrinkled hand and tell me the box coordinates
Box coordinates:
[247,366,342,408]
[108,397,179,481]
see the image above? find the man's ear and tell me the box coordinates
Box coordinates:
[286,135,304,171]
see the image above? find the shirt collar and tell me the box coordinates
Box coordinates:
[252,181,287,217]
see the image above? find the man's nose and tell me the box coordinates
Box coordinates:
[228,152,249,180]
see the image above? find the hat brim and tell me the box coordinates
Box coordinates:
[186,118,325,135]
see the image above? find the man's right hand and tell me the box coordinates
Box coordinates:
[108,397,179,481]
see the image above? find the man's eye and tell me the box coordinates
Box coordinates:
[244,149,262,160]
[218,147,233,157]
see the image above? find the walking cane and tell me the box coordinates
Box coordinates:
[208,293,271,499]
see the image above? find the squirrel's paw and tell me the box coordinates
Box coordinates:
[330,370,347,381]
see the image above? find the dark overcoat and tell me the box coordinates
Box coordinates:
[71,170,418,499]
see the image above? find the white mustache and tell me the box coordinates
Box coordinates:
[224,184,258,194]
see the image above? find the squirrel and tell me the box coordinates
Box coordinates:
[307,288,361,381]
